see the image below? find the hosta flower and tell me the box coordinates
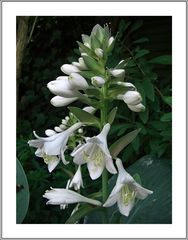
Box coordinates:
[95,48,103,58]
[103,158,153,217]
[72,57,88,70]
[69,165,84,191]
[127,103,145,112]
[71,123,117,180]
[91,76,105,87]
[43,188,102,207]
[61,64,80,75]
[50,96,78,107]
[28,122,82,171]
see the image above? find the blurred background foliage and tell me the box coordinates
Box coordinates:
[17,16,172,223]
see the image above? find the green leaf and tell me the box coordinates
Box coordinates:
[142,79,155,101]
[109,128,141,158]
[79,71,96,79]
[162,96,172,106]
[135,49,150,59]
[16,159,30,223]
[139,107,149,123]
[108,107,118,124]
[90,34,101,50]
[149,55,172,65]
[68,107,100,127]
[130,20,143,33]
[160,112,172,122]
[66,204,101,224]
[82,55,105,75]
[109,155,172,223]
[77,41,95,58]
[133,37,149,44]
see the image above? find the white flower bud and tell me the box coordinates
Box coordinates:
[110,69,125,78]
[84,42,91,49]
[78,128,83,134]
[59,124,67,130]
[45,129,56,136]
[50,96,77,107]
[62,119,67,125]
[108,37,114,48]
[65,116,70,121]
[68,73,89,90]
[117,81,137,91]
[118,91,142,105]
[61,64,80,75]
[91,76,105,87]
[78,57,87,70]
[81,53,88,57]
[82,106,96,114]
[95,48,103,58]
[127,103,145,112]
[54,126,62,132]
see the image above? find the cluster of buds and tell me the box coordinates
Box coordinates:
[28,24,152,219]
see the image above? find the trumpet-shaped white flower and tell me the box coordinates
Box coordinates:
[50,96,78,107]
[61,64,80,75]
[28,122,82,171]
[71,123,117,180]
[69,165,84,191]
[103,158,153,217]
[91,76,105,87]
[43,188,102,207]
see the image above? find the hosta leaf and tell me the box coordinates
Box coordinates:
[68,107,100,127]
[109,128,141,158]
[16,159,30,223]
[135,49,150,59]
[142,79,155,101]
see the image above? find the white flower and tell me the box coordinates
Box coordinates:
[110,69,125,78]
[127,103,145,112]
[103,158,153,217]
[28,122,82,171]
[54,126,62,133]
[71,123,117,180]
[50,96,78,107]
[69,165,84,191]
[95,48,103,58]
[72,57,88,70]
[43,188,102,207]
[91,76,105,87]
[61,64,80,75]
[117,91,142,105]
[45,129,56,137]
[117,81,137,91]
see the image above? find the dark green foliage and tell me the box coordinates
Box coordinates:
[17,16,171,223]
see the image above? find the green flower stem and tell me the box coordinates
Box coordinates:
[101,83,109,223]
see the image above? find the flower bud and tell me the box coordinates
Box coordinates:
[84,42,91,49]
[62,119,67,125]
[54,126,62,132]
[50,96,77,107]
[65,116,70,121]
[45,129,56,136]
[127,103,145,112]
[61,64,80,75]
[78,128,83,134]
[108,37,114,48]
[117,81,137,91]
[118,91,142,105]
[59,124,67,130]
[81,53,88,57]
[81,34,90,45]
[91,76,105,87]
[95,48,103,58]
[68,73,89,90]
[82,106,96,114]
[110,69,125,78]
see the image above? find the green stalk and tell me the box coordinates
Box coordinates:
[101,83,109,223]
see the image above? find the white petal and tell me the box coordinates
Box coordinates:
[69,165,84,190]
[116,158,135,185]
[48,157,60,172]
[82,106,96,114]
[28,139,43,148]
[132,182,153,200]
[51,96,77,107]
[35,147,43,157]
[105,156,117,174]
[103,185,122,207]
[117,197,135,217]
[110,69,125,78]
[87,160,104,180]
[122,91,142,105]
[127,103,145,112]
[60,145,69,165]
[45,129,56,136]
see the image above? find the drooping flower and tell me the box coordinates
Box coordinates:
[43,188,102,207]
[28,122,82,171]
[50,96,78,107]
[71,123,117,180]
[103,158,153,217]
[91,76,105,87]
[61,64,80,75]
[69,165,84,191]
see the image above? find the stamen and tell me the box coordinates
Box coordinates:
[121,184,136,206]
